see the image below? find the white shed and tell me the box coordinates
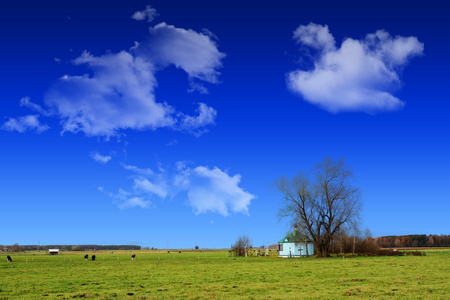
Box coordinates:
[48,249,60,255]
[278,225,314,257]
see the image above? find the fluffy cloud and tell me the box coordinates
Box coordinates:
[179,103,217,136]
[45,51,174,137]
[1,115,49,133]
[102,162,254,215]
[293,23,335,52]
[135,22,225,86]
[131,5,158,22]
[44,22,224,138]
[90,151,112,164]
[176,166,255,216]
[288,23,424,113]
[5,9,223,139]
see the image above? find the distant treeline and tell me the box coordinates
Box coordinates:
[374,234,450,248]
[4,245,141,251]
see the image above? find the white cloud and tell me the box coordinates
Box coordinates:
[187,78,209,94]
[45,51,175,138]
[99,165,163,210]
[118,197,151,209]
[121,162,169,201]
[121,163,154,176]
[7,13,223,139]
[293,23,335,52]
[179,103,217,136]
[135,22,225,86]
[99,187,151,210]
[365,30,424,67]
[1,115,49,133]
[175,165,255,216]
[44,22,223,138]
[131,5,158,22]
[90,151,112,164]
[102,162,254,215]
[133,177,168,198]
[202,28,219,41]
[20,97,51,116]
[288,24,424,113]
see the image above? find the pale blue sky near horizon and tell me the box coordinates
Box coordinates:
[1,0,449,248]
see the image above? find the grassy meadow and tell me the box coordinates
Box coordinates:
[1,249,449,299]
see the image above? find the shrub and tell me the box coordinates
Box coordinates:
[231,235,251,257]
[328,233,426,256]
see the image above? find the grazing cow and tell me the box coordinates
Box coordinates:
[131,254,136,260]
[84,254,88,261]
[7,255,12,262]
[92,255,96,261]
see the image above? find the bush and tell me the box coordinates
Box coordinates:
[407,251,426,256]
[330,234,380,255]
[329,233,425,256]
[231,235,251,257]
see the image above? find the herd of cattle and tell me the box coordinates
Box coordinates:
[5,254,137,262]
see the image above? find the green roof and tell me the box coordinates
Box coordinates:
[278,231,312,243]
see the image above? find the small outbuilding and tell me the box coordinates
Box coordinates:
[278,225,314,257]
[48,249,60,255]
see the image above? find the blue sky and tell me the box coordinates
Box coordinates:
[1,0,449,248]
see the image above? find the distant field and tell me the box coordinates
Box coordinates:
[1,249,449,299]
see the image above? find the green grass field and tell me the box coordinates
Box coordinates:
[1,249,449,299]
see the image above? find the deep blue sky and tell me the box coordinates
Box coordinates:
[1,0,449,248]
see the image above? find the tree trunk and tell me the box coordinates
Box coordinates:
[353,236,356,254]
[316,243,330,258]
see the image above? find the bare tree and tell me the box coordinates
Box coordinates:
[232,235,251,257]
[12,243,21,252]
[276,157,361,257]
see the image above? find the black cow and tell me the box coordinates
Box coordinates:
[84,254,88,261]
[7,255,12,262]
[131,254,136,260]
[92,255,96,261]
